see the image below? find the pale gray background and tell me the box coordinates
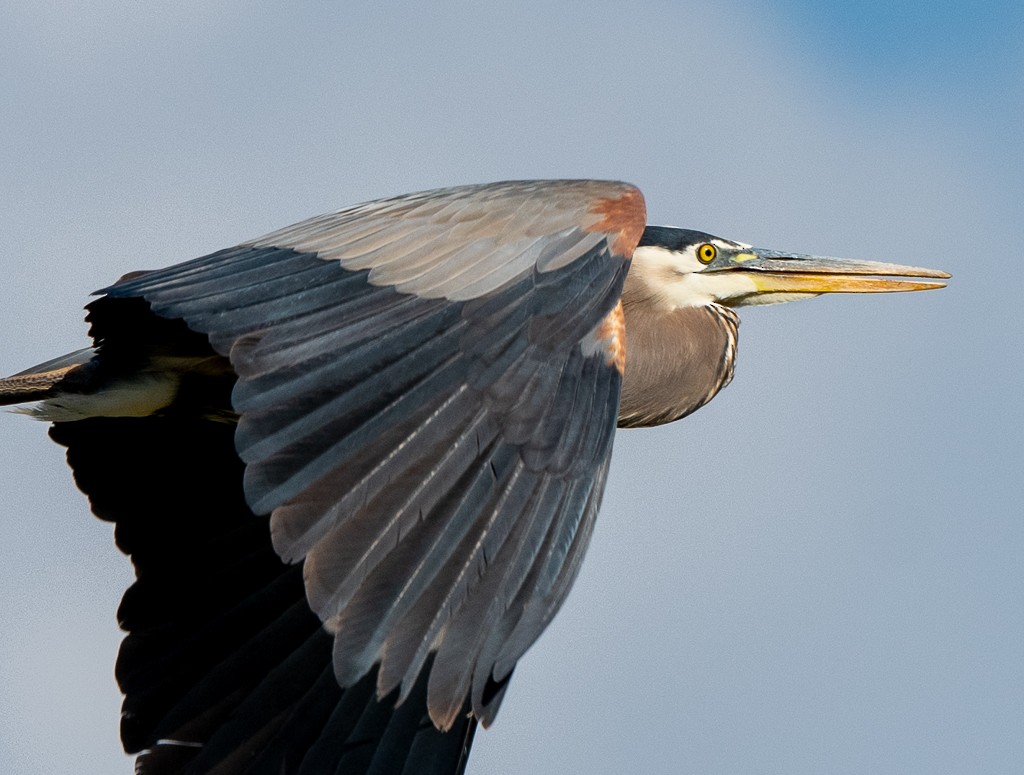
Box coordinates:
[1,2,1021,773]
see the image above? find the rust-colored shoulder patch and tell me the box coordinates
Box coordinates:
[585,298,622,374]
[586,186,647,259]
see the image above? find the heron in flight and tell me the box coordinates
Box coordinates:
[0,180,947,774]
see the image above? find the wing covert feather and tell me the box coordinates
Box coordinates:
[103,179,645,729]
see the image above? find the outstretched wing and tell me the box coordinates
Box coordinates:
[51,416,477,774]
[97,179,644,731]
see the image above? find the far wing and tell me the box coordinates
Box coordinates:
[99,179,645,729]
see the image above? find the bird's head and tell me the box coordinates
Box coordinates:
[631,227,949,309]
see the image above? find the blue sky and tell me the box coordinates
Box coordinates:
[0,2,1021,773]
[779,1,1021,76]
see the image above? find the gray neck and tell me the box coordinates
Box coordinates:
[617,273,739,428]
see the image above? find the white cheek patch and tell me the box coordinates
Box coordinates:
[631,245,761,308]
[664,271,760,308]
[632,244,705,275]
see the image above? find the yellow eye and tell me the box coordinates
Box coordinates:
[697,243,717,264]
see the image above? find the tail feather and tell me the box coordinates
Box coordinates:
[0,348,95,406]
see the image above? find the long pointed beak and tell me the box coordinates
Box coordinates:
[719,249,950,295]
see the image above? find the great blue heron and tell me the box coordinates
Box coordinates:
[0,180,947,774]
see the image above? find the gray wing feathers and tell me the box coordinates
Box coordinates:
[104,180,644,730]
[247,180,625,300]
